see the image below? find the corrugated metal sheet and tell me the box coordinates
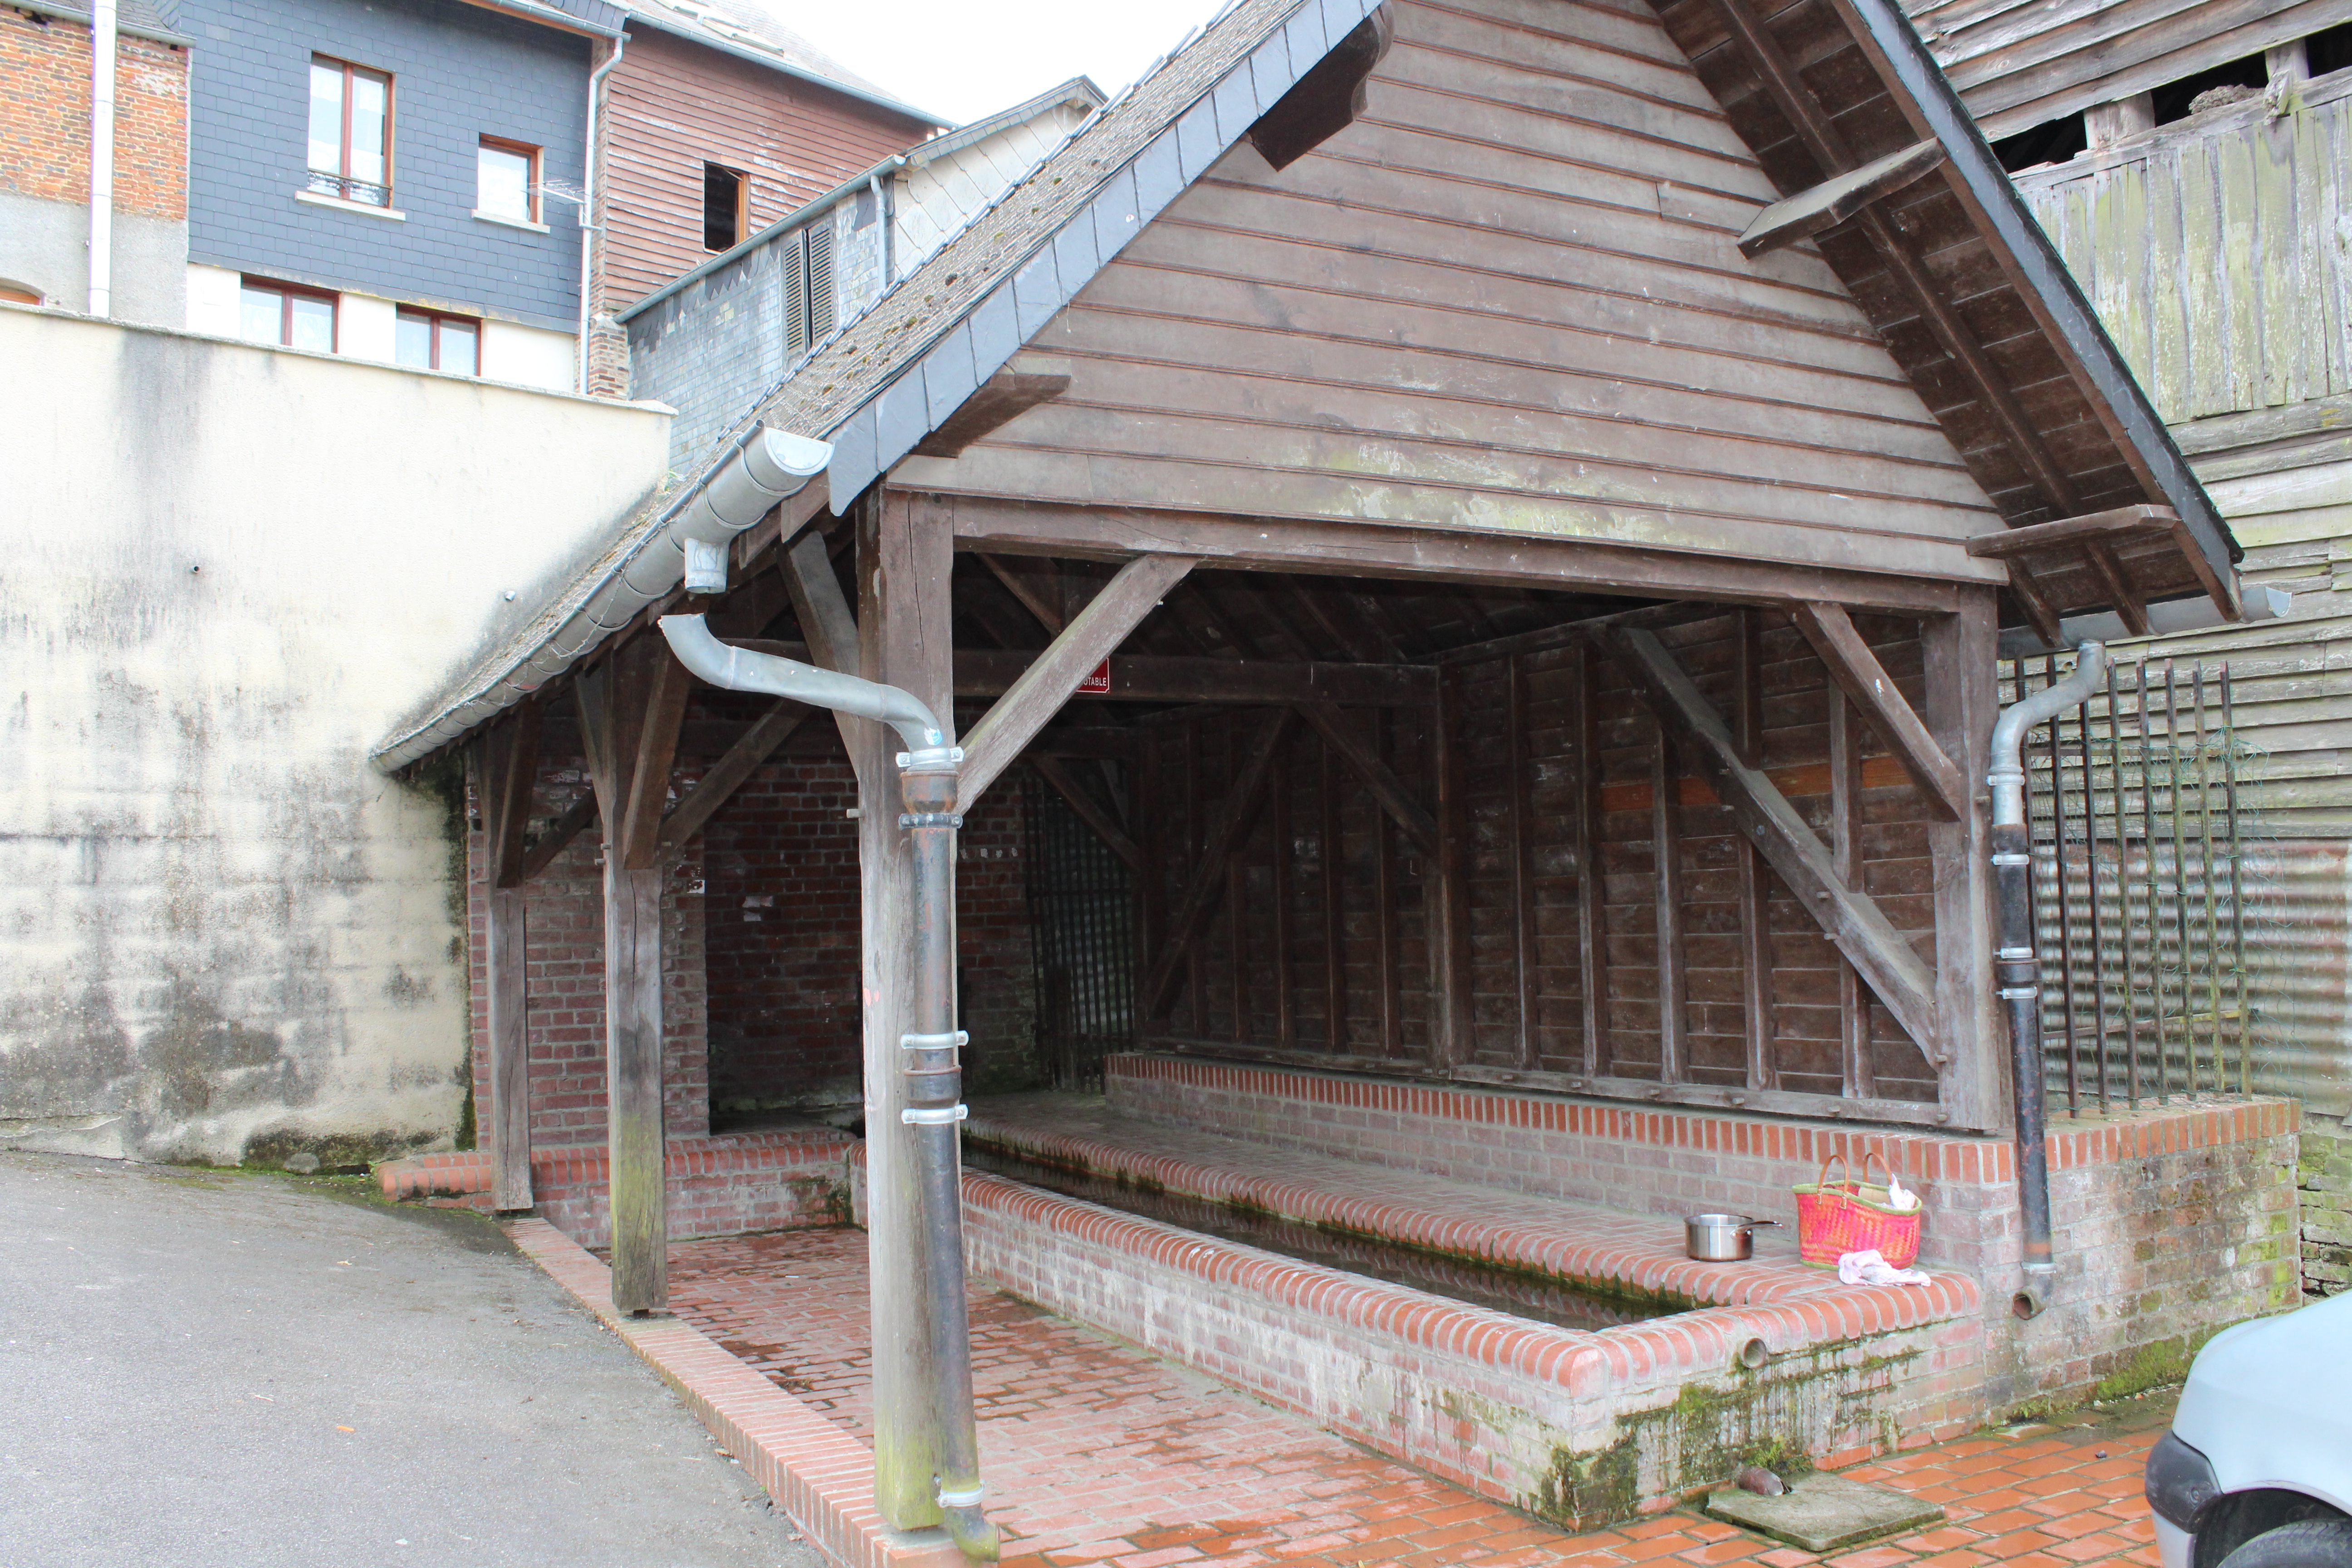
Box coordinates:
[1906,0,2352,138]
[2017,73,2352,426]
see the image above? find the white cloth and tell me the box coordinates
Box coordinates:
[1837,1248,1931,1287]
[1885,1175,1920,1211]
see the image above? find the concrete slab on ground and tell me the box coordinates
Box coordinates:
[0,1150,824,1568]
[1705,1470,1948,1552]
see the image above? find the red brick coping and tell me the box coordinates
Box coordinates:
[1109,1053,2298,1183]
[378,1129,854,1200]
[502,1217,960,1568]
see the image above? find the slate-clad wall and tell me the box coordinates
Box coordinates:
[177,0,588,330]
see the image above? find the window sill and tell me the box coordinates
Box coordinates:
[295,189,406,221]
[472,208,551,234]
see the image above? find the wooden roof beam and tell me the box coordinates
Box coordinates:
[1738,138,1947,258]
[1961,502,2180,558]
[1790,602,1968,820]
[1598,622,1940,1048]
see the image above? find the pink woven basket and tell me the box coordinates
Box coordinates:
[1793,1151,1921,1269]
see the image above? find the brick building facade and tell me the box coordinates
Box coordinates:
[0,2,188,318]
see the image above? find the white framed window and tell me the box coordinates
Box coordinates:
[477,137,540,224]
[307,55,393,207]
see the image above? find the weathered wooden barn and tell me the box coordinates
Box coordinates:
[374,0,2299,1542]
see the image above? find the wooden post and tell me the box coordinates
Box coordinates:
[855,490,958,1530]
[1829,689,1876,1098]
[1735,612,1777,1091]
[1183,720,1203,1034]
[576,636,686,1316]
[1320,733,1346,1052]
[1273,750,1295,1049]
[1374,709,1401,1058]
[1652,724,1687,1083]
[1508,653,1539,1069]
[479,702,541,1214]
[1573,641,1609,1078]
[1431,664,1474,1067]
[1922,594,2003,1129]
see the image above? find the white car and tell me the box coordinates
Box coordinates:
[2145,1290,2352,1567]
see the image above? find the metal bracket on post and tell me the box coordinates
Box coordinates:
[901,1105,970,1125]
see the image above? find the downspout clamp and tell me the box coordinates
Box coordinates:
[1987,641,2107,1319]
[658,617,998,1563]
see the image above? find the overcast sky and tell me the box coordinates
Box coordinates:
[765,0,1236,125]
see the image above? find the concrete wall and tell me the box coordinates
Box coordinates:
[178,0,589,333]
[0,190,185,323]
[0,306,670,1165]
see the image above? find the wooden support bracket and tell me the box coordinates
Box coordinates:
[659,701,813,853]
[1790,602,1969,820]
[1031,753,1141,869]
[959,553,1199,805]
[481,694,542,891]
[1598,625,1940,1049]
[1737,138,1947,258]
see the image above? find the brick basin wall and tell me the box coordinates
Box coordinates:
[2301,1111,2351,1297]
[378,1127,854,1249]
[1106,1054,2301,1413]
[852,1149,1982,1526]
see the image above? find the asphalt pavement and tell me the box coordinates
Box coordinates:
[0,1148,827,1567]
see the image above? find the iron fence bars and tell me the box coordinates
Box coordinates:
[1022,766,1137,1090]
[2011,652,2254,1115]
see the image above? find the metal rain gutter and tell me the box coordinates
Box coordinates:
[370,424,828,772]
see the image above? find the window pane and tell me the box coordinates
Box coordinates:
[348,70,388,195]
[478,144,533,220]
[289,293,334,353]
[239,284,284,344]
[440,319,478,375]
[307,63,344,175]
[394,311,432,368]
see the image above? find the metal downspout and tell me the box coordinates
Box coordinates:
[577,31,627,394]
[1987,642,2107,1318]
[659,616,1000,1563]
[87,0,116,317]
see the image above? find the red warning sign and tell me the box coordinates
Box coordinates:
[1077,658,1112,696]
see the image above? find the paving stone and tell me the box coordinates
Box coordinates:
[1705,1475,1948,1555]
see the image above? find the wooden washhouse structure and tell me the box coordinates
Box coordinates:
[375,0,2244,1535]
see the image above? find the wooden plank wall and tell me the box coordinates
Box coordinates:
[1139,612,1944,1109]
[915,0,2004,582]
[2016,76,2352,426]
[599,26,928,312]
[1906,0,2352,138]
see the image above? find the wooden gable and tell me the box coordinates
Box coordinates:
[892,0,2013,591]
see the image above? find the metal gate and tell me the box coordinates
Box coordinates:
[2011,652,2264,1115]
[1023,766,1135,1089]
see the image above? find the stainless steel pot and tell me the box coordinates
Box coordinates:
[1685,1212,1779,1262]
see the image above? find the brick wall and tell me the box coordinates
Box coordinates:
[1107,1054,2302,1413]
[0,10,186,220]
[469,744,1039,1142]
[2301,1111,2350,1296]
[699,752,1037,1119]
[465,768,709,1148]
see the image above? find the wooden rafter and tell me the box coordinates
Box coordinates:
[1737,137,1946,258]
[1597,624,1940,1049]
[1789,603,1968,821]
[1142,709,1298,1015]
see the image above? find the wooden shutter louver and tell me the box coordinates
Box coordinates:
[783,232,807,359]
[806,222,836,343]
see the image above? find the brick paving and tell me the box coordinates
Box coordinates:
[666,1226,2167,1568]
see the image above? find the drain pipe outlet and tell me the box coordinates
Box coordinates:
[658,615,997,1560]
[1987,641,2107,1303]
[667,426,830,594]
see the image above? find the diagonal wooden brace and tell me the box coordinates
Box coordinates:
[1600,625,1939,1049]
[1791,603,1969,821]
[958,553,1198,806]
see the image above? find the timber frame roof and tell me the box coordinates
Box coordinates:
[375,0,2240,773]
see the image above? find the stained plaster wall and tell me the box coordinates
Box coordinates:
[0,305,671,1164]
